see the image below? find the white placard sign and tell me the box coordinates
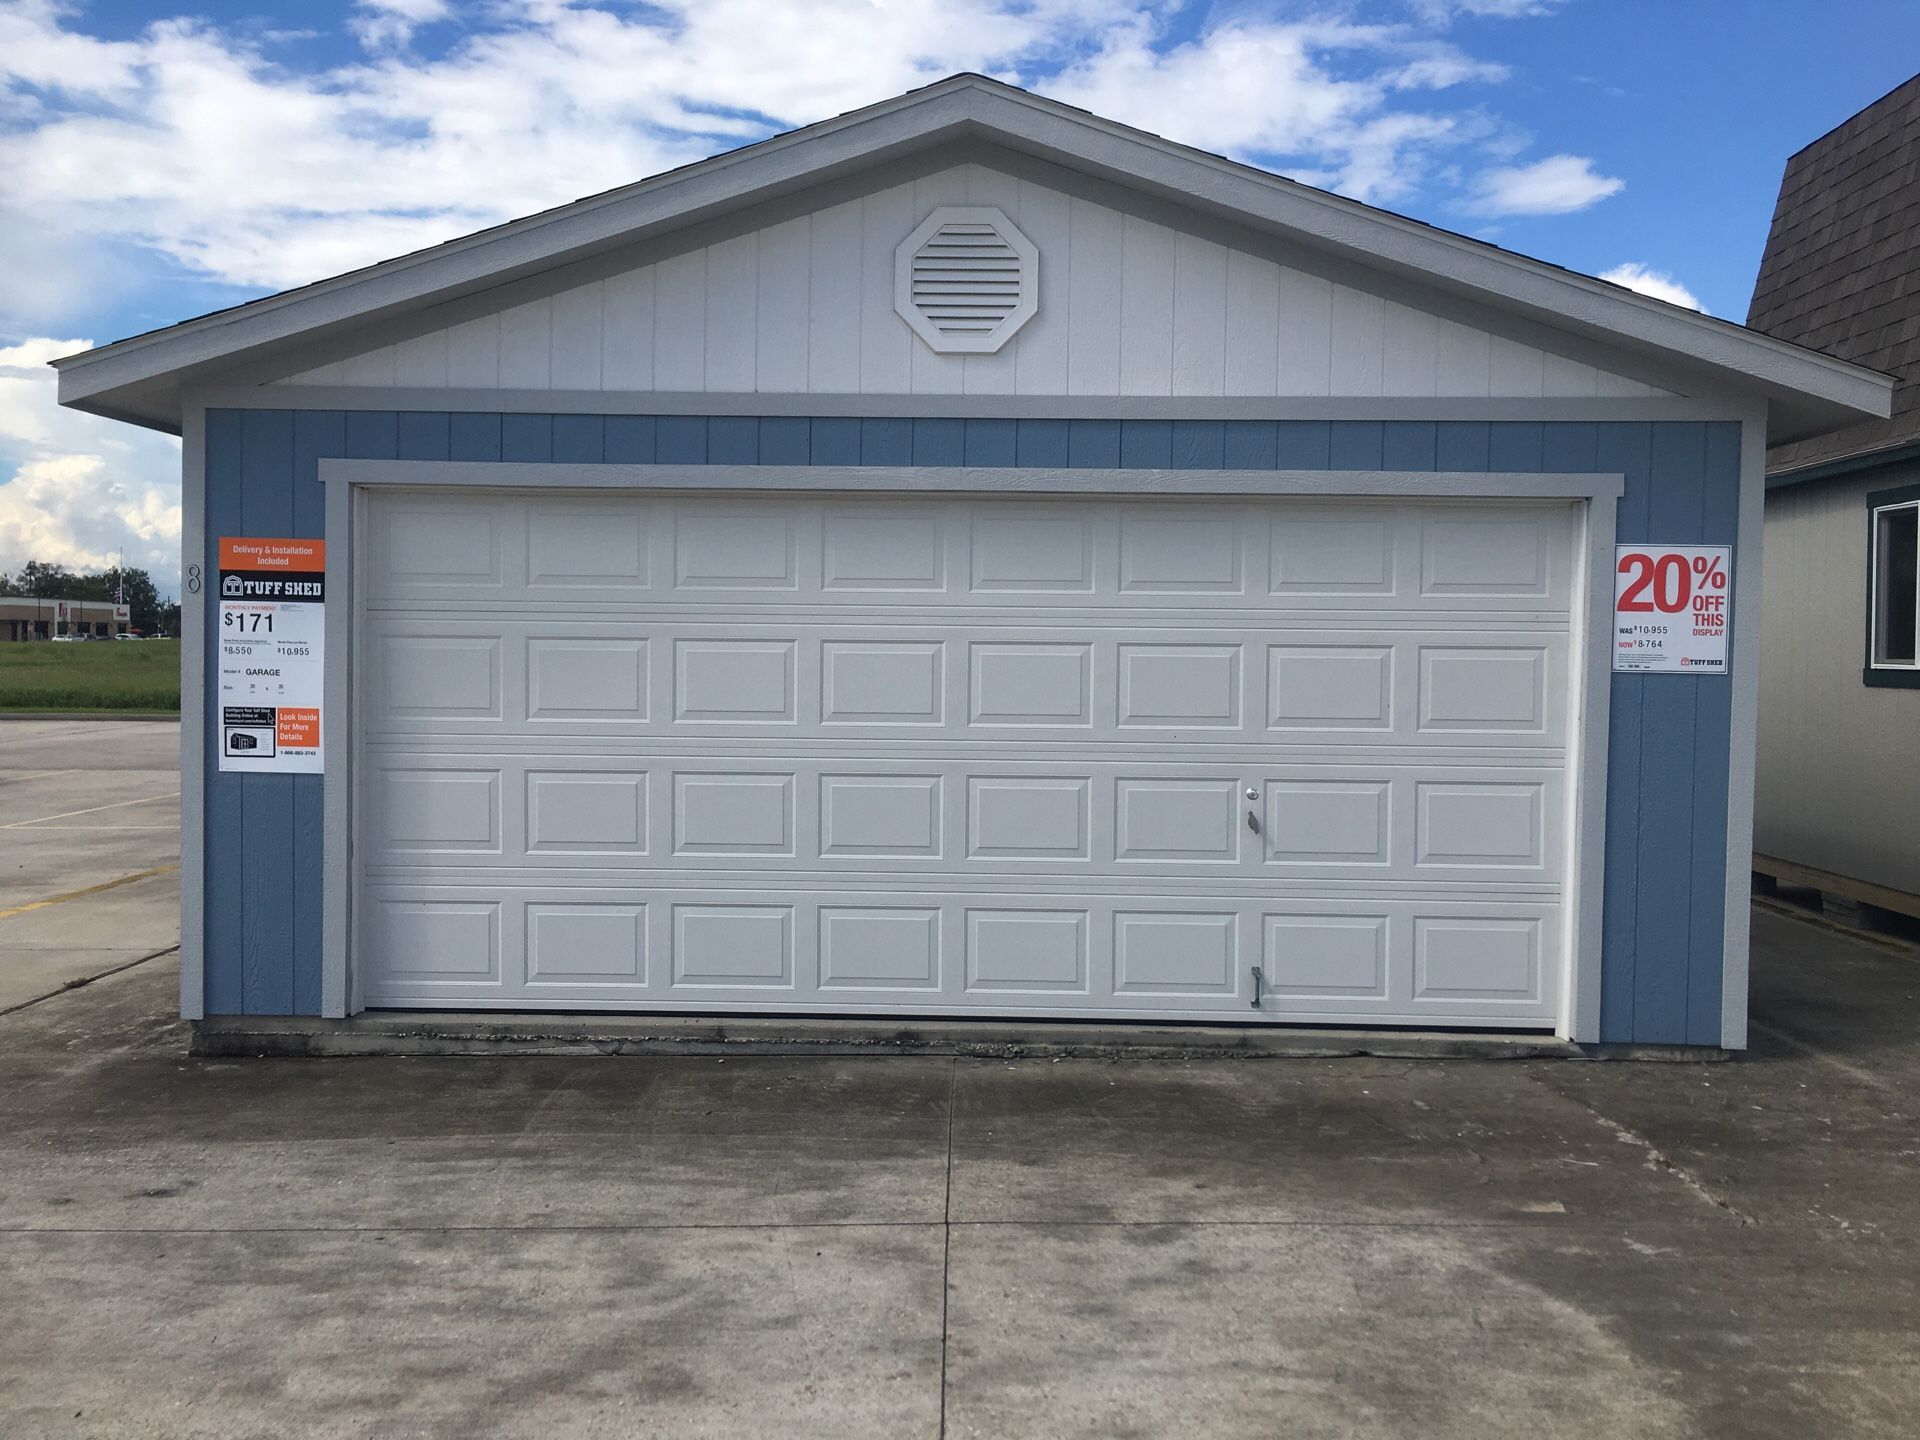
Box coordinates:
[217,537,325,772]
[1613,544,1732,674]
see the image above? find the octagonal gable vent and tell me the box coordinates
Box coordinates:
[894,206,1039,354]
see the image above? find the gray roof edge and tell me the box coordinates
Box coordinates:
[55,74,1894,432]
[1767,436,1920,489]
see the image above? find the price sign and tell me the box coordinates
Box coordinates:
[1613,545,1731,674]
[217,537,325,771]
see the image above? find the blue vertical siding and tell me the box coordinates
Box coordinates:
[449,413,502,461]
[963,419,1016,466]
[1381,421,1437,472]
[1016,419,1069,467]
[199,411,1741,1045]
[202,412,244,1017]
[287,412,340,1017]
[603,416,656,465]
[707,417,758,464]
[913,419,966,467]
[1067,420,1120,469]
[553,415,606,464]
[237,410,296,1017]
[1274,421,1332,469]
[1223,420,1278,471]
[1329,421,1385,470]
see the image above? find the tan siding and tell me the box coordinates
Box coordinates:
[1756,466,1920,894]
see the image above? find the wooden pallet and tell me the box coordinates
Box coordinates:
[1752,854,1920,926]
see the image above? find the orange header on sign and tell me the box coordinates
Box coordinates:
[219,537,325,572]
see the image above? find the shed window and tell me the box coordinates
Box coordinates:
[1870,498,1918,670]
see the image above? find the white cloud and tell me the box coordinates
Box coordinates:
[0,1,1570,296]
[1412,0,1564,20]
[1470,153,1624,215]
[351,0,452,52]
[1600,262,1706,313]
[1044,17,1507,202]
[0,340,181,589]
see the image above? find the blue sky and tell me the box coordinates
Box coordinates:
[1,0,1916,591]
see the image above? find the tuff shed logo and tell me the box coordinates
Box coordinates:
[218,572,325,601]
[218,537,326,602]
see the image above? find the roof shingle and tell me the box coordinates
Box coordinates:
[1751,74,1920,472]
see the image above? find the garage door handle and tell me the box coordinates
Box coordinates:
[1250,965,1264,1010]
[1245,809,1261,835]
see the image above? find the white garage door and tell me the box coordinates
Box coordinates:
[354,488,1577,1027]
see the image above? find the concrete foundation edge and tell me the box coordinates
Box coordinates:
[191,1014,1728,1062]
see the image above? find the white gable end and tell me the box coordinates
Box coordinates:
[275,164,1668,401]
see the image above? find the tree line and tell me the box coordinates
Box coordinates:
[0,561,179,636]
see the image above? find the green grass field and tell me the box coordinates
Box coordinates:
[0,639,181,713]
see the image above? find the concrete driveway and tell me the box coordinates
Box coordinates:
[0,719,180,1012]
[1,896,1917,1438]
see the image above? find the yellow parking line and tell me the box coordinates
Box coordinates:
[0,768,85,787]
[0,864,180,922]
[1,791,181,829]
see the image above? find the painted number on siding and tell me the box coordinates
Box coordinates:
[1613,545,1731,674]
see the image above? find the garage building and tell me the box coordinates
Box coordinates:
[54,77,1889,1050]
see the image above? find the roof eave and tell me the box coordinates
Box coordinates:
[55,75,1895,439]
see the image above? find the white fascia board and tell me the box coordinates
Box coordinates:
[55,76,1893,439]
[978,94,1891,437]
[53,83,989,427]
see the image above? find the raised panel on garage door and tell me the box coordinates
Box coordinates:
[355,489,1577,1028]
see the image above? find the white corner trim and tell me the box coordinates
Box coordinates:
[1721,411,1768,1050]
[179,405,207,1021]
[320,479,356,1018]
[1563,489,1616,1043]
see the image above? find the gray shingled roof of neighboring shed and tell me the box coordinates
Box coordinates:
[1749,74,1920,477]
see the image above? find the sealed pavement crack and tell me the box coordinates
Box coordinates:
[1561,1093,1756,1225]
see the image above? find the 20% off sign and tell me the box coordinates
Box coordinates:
[1612,545,1732,673]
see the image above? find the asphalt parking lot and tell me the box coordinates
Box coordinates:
[0,721,1917,1437]
[0,719,180,1012]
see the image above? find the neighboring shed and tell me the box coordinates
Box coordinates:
[56,75,1888,1051]
[1748,74,1920,922]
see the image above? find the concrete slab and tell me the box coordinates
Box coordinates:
[0,718,179,1009]
[945,1057,1732,1228]
[1527,909,1920,1234]
[0,718,178,772]
[0,1227,945,1440]
[0,904,1917,1436]
[945,1221,1920,1440]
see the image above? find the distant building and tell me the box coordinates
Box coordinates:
[0,597,126,641]
[1748,75,1920,922]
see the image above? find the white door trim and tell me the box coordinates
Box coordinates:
[319,462,1622,1035]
